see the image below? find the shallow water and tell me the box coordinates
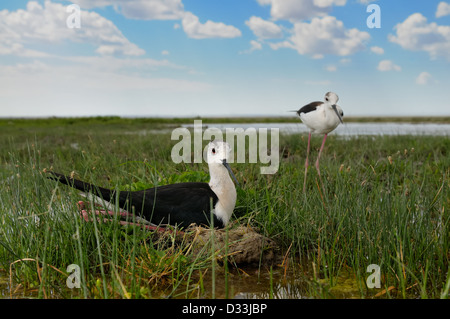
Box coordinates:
[0,270,40,299]
[187,266,368,299]
[192,122,450,136]
[1,265,372,299]
[124,122,450,137]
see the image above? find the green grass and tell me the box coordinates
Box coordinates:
[0,118,449,299]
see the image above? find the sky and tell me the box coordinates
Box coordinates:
[0,0,449,118]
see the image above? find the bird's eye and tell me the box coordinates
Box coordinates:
[212,148,216,154]
[325,97,329,101]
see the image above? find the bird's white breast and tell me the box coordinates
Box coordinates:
[300,105,341,134]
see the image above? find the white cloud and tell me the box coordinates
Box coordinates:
[70,0,241,40]
[250,40,263,51]
[0,42,51,58]
[240,40,263,54]
[245,16,283,39]
[269,16,370,58]
[325,65,337,72]
[181,12,241,39]
[269,41,292,51]
[388,13,450,60]
[370,46,384,55]
[415,71,432,85]
[0,1,242,58]
[117,0,184,20]
[377,60,401,72]
[313,0,346,7]
[0,1,145,56]
[71,0,185,20]
[256,0,346,21]
[436,2,450,18]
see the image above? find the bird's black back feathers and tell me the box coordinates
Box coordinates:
[47,172,222,228]
[297,101,323,115]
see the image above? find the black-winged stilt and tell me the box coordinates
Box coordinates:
[294,92,344,191]
[48,140,238,228]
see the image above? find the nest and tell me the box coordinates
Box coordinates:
[173,224,279,266]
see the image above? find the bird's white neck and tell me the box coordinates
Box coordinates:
[208,163,237,226]
[322,103,335,119]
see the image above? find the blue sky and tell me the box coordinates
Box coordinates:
[0,0,449,117]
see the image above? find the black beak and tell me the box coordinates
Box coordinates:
[332,104,343,124]
[222,159,240,187]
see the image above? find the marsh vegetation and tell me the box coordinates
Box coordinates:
[0,117,448,298]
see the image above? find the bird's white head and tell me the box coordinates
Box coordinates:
[207,140,232,165]
[324,92,339,105]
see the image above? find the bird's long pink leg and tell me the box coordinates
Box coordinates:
[303,132,312,192]
[76,201,169,233]
[315,133,328,178]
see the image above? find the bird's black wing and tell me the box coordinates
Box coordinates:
[48,172,222,228]
[132,183,221,228]
[297,101,323,115]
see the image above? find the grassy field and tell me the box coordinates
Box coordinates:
[0,117,449,299]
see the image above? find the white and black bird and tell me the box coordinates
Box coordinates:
[294,92,344,191]
[48,140,238,228]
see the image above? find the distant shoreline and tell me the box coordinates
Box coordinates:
[1,115,450,126]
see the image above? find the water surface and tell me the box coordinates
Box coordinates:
[192,122,450,136]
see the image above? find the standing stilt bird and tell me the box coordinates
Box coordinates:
[48,140,238,228]
[293,92,344,191]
